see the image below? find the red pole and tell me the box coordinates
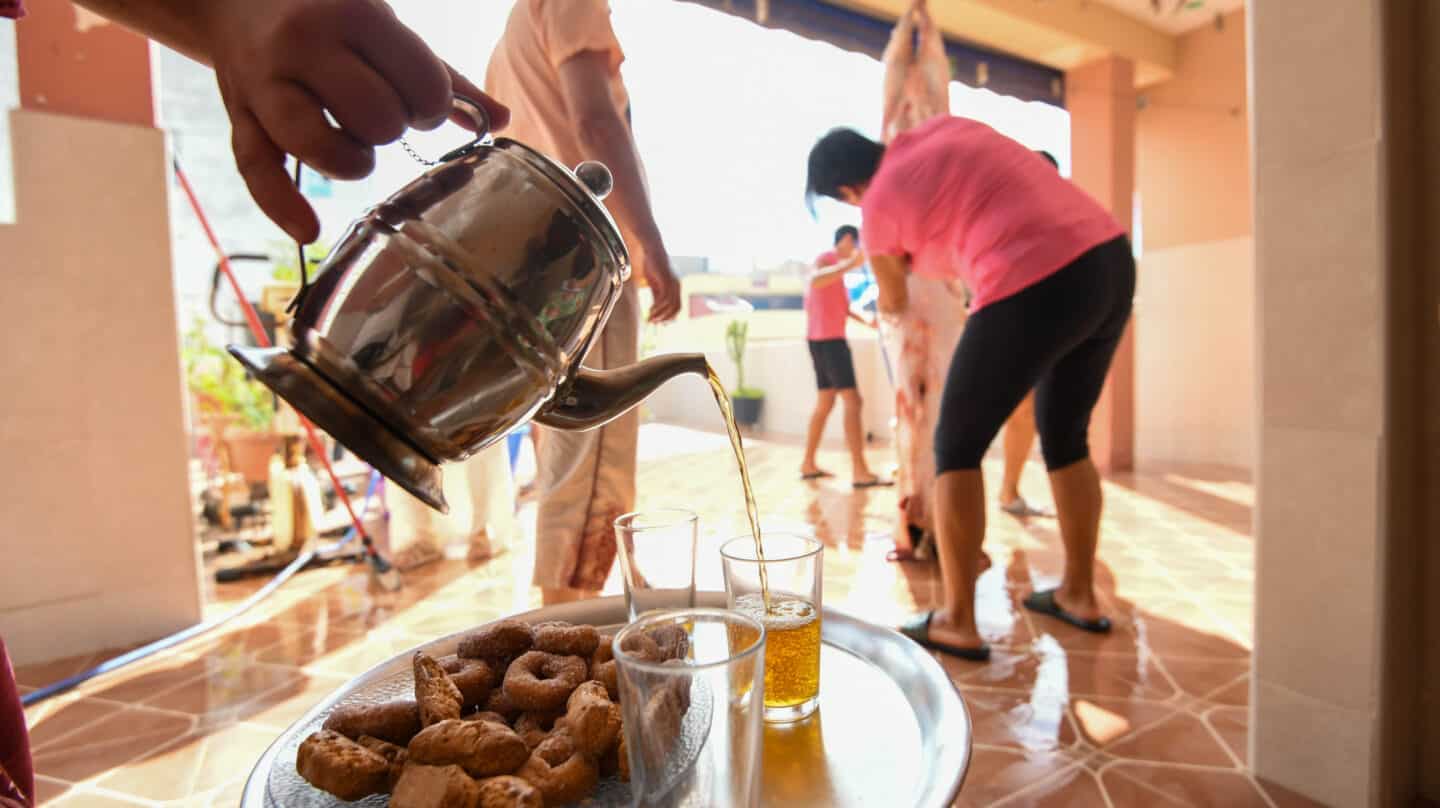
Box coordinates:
[172,158,380,559]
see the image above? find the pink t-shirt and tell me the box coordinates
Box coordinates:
[804,251,851,341]
[861,116,1124,312]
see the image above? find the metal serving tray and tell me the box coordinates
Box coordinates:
[242,593,970,807]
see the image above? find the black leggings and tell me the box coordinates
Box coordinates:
[934,236,1136,474]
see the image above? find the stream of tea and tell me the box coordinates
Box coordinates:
[705,364,770,609]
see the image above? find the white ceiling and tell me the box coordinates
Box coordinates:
[1090,0,1244,35]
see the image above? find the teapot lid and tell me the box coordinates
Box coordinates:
[394,96,630,281]
[488,138,631,282]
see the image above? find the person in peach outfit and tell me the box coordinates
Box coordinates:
[485,0,681,605]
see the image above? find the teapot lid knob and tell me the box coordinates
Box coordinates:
[575,161,613,200]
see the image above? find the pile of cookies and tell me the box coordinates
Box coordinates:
[294,618,686,807]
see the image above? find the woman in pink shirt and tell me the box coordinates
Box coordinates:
[805,118,1134,660]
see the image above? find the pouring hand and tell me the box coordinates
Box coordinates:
[201,0,509,243]
[641,251,682,323]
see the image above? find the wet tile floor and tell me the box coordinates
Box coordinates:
[17,423,1325,807]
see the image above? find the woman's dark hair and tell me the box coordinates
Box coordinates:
[834,225,859,245]
[805,128,885,213]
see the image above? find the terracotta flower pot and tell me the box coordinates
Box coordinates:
[222,431,283,485]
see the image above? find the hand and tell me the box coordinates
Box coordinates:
[638,248,681,323]
[202,0,510,243]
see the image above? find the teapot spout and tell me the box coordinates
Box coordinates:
[535,353,709,431]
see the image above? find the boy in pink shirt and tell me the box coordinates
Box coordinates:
[806,119,1133,660]
[799,226,887,487]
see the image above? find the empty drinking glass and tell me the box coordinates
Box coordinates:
[614,510,699,621]
[612,608,766,808]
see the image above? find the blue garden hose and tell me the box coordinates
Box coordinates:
[21,470,384,707]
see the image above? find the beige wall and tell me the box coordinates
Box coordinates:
[642,336,894,444]
[0,109,201,665]
[1249,1,1419,804]
[1134,237,1253,467]
[1135,9,1253,470]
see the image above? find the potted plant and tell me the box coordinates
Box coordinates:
[183,317,280,484]
[725,319,764,426]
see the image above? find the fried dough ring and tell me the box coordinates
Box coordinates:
[532,730,577,766]
[459,619,534,661]
[531,622,600,658]
[592,660,620,702]
[591,634,615,666]
[484,687,525,722]
[616,632,661,662]
[513,711,564,750]
[516,748,599,806]
[645,624,690,661]
[476,774,544,808]
[563,681,621,758]
[465,710,510,727]
[439,654,495,710]
[502,651,587,712]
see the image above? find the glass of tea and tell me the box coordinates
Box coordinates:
[614,510,699,621]
[613,608,766,808]
[720,532,824,722]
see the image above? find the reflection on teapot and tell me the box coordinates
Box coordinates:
[230,97,705,512]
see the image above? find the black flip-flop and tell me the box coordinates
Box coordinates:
[897,611,991,661]
[800,470,834,480]
[853,478,895,489]
[1022,589,1112,634]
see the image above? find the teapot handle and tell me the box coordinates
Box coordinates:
[400,94,493,166]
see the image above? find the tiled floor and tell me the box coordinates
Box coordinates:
[17,423,1325,807]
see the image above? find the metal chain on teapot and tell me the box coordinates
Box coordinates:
[398,95,493,166]
[398,138,439,167]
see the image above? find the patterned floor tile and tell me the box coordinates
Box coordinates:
[1099,762,1272,807]
[954,748,1080,808]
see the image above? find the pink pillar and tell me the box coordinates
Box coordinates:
[16,1,155,126]
[1,3,201,663]
[1066,56,1136,473]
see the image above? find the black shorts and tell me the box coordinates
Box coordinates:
[935,236,1136,473]
[808,338,857,390]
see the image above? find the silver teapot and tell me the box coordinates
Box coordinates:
[231,98,706,512]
